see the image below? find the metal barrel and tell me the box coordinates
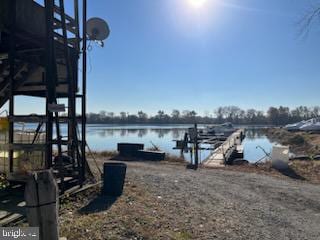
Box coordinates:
[102,162,127,196]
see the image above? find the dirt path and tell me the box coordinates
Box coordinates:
[62,161,320,240]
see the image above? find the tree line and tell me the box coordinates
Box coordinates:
[86,106,320,125]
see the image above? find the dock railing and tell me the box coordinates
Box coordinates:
[203,129,244,167]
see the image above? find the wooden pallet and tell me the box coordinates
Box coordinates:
[0,181,100,226]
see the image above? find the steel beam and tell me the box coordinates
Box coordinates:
[81,0,87,184]
[8,0,16,173]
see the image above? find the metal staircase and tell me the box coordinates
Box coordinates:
[0,62,38,108]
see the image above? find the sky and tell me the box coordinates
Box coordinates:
[7,0,320,116]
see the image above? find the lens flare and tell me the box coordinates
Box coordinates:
[189,0,207,8]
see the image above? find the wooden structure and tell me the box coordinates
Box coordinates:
[25,170,59,240]
[173,126,245,168]
[117,143,165,161]
[0,0,89,191]
[0,180,100,226]
[174,124,204,169]
[203,129,245,167]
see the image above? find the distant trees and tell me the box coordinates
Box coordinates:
[266,106,320,125]
[86,106,320,125]
[171,110,180,122]
[267,107,280,125]
[137,111,148,123]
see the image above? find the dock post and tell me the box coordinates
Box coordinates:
[25,170,59,240]
[194,123,199,168]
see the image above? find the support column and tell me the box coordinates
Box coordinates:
[81,0,87,183]
[44,0,56,168]
[8,0,16,173]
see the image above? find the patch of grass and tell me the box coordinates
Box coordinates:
[89,150,118,158]
[164,154,187,164]
[289,160,320,184]
[173,231,193,240]
[265,128,318,155]
[60,182,171,239]
[288,135,306,145]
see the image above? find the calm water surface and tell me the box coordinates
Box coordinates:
[86,125,274,163]
[242,129,274,162]
[86,124,209,162]
[1,124,275,163]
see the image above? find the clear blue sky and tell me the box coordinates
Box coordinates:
[7,0,320,116]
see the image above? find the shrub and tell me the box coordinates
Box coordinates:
[289,135,306,145]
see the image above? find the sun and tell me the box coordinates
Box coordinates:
[189,0,207,8]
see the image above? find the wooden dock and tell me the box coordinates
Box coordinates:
[203,129,245,167]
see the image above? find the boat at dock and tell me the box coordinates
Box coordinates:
[285,118,320,132]
[205,122,235,136]
[299,121,320,131]
[284,121,307,131]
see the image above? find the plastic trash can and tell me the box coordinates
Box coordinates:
[102,162,127,196]
[271,145,289,170]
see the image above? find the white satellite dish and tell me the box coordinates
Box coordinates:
[86,18,110,41]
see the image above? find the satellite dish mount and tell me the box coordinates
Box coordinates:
[86,17,110,47]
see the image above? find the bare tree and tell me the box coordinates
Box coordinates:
[171,109,180,119]
[138,111,148,122]
[298,3,320,37]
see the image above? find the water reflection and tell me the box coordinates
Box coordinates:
[243,128,274,163]
[171,128,181,140]
[85,125,191,159]
[245,128,266,140]
[120,129,126,137]
[88,127,186,139]
[0,124,275,163]
[138,129,147,138]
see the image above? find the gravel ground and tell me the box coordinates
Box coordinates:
[124,161,320,240]
[61,160,320,240]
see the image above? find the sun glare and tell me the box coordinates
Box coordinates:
[189,0,207,8]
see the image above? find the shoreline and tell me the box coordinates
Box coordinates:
[263,128,320,156]
[88,149,320,185]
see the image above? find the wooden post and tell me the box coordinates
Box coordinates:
[25,170,59,240]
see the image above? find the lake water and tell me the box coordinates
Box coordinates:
[1,124,275,163]
[86,125,274,163]
[242,129,274,162]
[86,124,211,162]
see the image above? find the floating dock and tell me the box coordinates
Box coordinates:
[203,129,245,167]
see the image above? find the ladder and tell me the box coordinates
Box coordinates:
[43,0,83,192]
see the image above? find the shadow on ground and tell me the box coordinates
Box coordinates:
[0,185,26,225]
[79,195,117,214]
[277,167,306,180]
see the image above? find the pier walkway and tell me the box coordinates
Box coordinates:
[203,129,244,167]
